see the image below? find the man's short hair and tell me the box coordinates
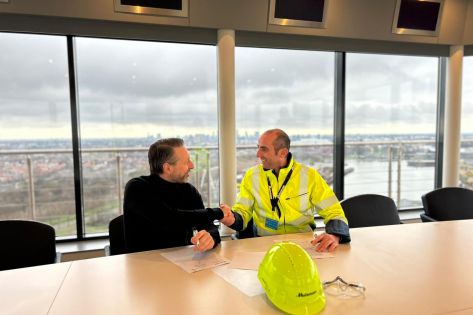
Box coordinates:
[266,129,291,153]
[148,138,184,175]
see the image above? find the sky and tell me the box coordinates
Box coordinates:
[1,32,473,141]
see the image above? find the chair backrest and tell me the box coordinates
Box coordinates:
[0,220,57,271]
[421,187,473,221]
[341,194,401,228]
[109,215,126,255]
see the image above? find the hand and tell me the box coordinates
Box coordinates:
[219,203,235,226]
[191,230,215,252]
[311,233,340,252]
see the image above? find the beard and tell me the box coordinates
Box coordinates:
[171,171,190,183]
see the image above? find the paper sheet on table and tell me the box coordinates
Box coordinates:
[273,239,335,259]
[160,247,230,273]
[227,251,266,270]
[213,265,265,297]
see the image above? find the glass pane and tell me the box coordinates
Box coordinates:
[460,56,473,189]
[0,33,76,237]
[345,53,438,208]
[236,47,335,186]
[75,38,218,236]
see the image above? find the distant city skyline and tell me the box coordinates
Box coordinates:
[0,132,464,151]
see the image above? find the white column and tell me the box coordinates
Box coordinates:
[443,45,463,187]
[217,29,236,234]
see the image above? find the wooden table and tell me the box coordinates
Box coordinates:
[2,220,473,315]
[0,262,71,315]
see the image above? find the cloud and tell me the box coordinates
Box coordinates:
[1,32,465,138]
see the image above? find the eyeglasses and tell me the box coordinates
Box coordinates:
[322,276,366,298]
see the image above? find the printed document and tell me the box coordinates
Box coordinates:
[161,246,230,273]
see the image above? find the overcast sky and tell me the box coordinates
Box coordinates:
[1,32,472,140]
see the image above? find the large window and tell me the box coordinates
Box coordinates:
[0,33,76,237]
[0,33,218,240]
[460,56,473,189]
[236,47,335,185]
[0,31,454,241]
[345,53,439,208]
[75,38,218,236]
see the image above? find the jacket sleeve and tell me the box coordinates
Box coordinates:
[325,220,351,243]
[204,221,221,248]
[231,170,255,230]
[309,170,351,243]
[188,186,222,248]
[229,211,244,231]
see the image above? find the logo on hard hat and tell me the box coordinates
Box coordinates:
[297,290,317,297]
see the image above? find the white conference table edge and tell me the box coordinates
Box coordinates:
[2,220,473,315]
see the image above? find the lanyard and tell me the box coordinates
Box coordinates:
[266,165,294,218]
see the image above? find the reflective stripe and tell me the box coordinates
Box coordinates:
[235,195,253,208]
[288,213,313,226]
[298,206,314,216]
[256,206,267,219]
[299,165,309,210]
[256,225,273,236]
[295,225,313,233]
[257,220,313,235]
[314,195,340,212]
[251,167,263,207]
[249,167,269,220]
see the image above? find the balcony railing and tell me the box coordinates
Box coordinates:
[2,139,473,237]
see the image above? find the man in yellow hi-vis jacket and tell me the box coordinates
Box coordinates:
[220,129,350,252]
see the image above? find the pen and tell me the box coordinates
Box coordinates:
[192,228,200,247]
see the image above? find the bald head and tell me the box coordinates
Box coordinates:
[263,129,291,154]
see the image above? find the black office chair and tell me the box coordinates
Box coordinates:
[0,220,60,271]
[420,187,473,222]
[341,194,401,228]
[105,214,126,256]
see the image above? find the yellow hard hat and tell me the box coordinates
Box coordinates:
[258,242,325,315]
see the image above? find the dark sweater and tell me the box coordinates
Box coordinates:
[123,174,223,253]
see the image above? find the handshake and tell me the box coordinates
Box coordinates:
[219,203,236,226]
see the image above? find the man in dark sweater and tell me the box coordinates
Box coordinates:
[123,138,225,253]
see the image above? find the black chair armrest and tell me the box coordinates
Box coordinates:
[104,245,111,256]
[55,252,62,263]
[420,213,437,223]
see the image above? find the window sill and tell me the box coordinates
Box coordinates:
[57,239,109,254]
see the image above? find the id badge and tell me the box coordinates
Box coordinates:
[265,217,279,230]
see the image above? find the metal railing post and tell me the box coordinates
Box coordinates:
[388,146,392,198]
[397,144,402,207]
[195,152,199,187]
[26,155,36,220]
[116,153,122,213]
[206,150,211,207]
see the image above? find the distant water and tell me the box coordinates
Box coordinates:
[344,159,435,207]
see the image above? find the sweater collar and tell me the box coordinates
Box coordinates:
[150,173,179,186]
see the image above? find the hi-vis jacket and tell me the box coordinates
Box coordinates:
[233,155,350,241]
